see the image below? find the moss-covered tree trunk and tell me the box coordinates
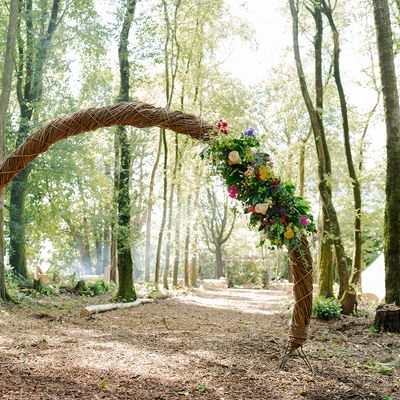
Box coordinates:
[373,0,400,306]
[116,0,137,300]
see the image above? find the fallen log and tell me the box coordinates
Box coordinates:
[80,298,153,317]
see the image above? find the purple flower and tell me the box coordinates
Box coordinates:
[243,127,255,138]
[300,215,309,227]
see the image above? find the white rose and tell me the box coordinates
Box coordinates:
[255,202,270,215]
[228,151,241,164]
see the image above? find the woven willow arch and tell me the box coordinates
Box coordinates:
[0,101,313,370]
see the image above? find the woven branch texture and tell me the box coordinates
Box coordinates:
[0,101,213,192]
[0,100,312,349]
[288,235,313,350]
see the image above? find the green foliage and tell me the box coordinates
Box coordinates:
[312,297,342,320]
[87,280,117,296]
[38,284,59,296]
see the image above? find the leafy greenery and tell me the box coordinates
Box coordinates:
[312,297,342,320]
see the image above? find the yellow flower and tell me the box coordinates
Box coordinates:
[259,166,274,180]
[259,166,268,180]
[284,230,294,239]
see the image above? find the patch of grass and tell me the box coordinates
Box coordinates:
[358,361,394,375]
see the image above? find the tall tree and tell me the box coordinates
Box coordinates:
[289,0,353,309]
[154,0,181,285]
[373,0,400,306]
[143,134,162,282]
[201,189,236,278]
[10,0,60,278]
[115,0,137,300]
[321,0,363,296]
[0,0,18,299]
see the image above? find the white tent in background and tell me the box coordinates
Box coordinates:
[361,253,385,301]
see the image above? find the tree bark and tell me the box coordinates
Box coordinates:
[102,225,111,270]
[116,0,137,300]
[110,132,119,283]
[144,133,162,282]
[163,134,179,289]
[172,181,182,287]
[318,212,334,297]
[154,128,168,286]
[183,194,192,286]
[373,0,400,306]
[0,0,18,299]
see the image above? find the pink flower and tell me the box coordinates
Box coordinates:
[217,119,228,134]
[280,216,286,223]
[228,185,237,199]
[300,215,309,227]
[248,206,255,213]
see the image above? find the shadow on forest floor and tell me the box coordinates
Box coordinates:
[0,288,399,399]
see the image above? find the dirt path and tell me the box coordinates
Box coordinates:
[0,289,399,399]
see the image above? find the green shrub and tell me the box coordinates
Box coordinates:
[87,280,116,296]
[312,297,342,320]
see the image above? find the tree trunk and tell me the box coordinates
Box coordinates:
[0,0,18,299]
[374,304,400,332]
[289,0,349,302]
[82,216,92,273]
[102,225,111,270]
[318,211,334,297]
[9,167,29,277]
[116,125,135,300]
[373,0,400,306]
[110,131,119,284]
[154,128,168,286]
[144,133,162,282]
[163,134,179,289]
[184,194,192,286]
[172,183,182,287]
[95,238,102,275]
[215,243,223,278]
[322,1,362,297]
[116,0,137,300]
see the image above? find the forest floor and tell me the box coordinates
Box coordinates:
[0,288,399,400]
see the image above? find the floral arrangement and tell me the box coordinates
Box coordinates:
[201,120,315,250]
